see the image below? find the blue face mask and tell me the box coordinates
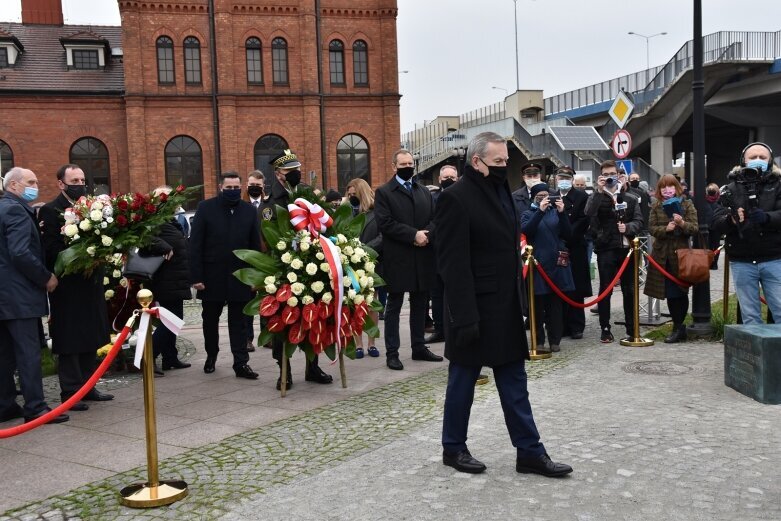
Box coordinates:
[530,202,539,210]
[557,180,572,191]
[22,186,38,202]
[746,159,768,172]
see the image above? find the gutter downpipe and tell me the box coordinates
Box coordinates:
[208,0,222,185]
[315,0,327,190]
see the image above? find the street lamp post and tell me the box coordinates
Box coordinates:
[627,31,667,70]
[492,86,509,97]
[512,0,519,92]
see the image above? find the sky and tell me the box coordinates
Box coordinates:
[2,0,781,133]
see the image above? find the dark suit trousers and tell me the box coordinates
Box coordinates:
[201,300,249,369]
[384,291,428,358]
[596,248,635,335]
[153,299,184,364]
[430,274,444,334]
[58,352,96,401]
[563,292,586,335]
[534,293,563,347]
[442,360,545,457]
[0,318,47,417]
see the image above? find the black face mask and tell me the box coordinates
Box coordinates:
[440,179,456,190]
[349,195,360,207]
[222,188,242,205]
[479,158,508,186]
[629,180,640,188]
[707,189,718,196]
[247,185,264,199]
[396,166,415,181]
[285,170,302,187]
[64,184,87,200]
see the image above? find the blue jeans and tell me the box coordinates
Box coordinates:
[731,259,781,325]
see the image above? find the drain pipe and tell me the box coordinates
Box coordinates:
[208,0,222,184]
[315,0,327,190]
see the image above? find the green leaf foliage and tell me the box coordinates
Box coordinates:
[261,220,281,251]
[285,341,298,359]
[344,338,357,360]
[54,246,80,277]
[257,329,274,347]
[233,249,281,274]
[344,213,366,238]
[363,314,380,339]
[275,205,292,234]
[243,294,263,316]
[324,344,337,361]
[233,268,270,288]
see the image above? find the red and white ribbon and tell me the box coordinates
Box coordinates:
[288,198,333,235]
[134,306,185,368]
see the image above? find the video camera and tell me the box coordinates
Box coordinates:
[734,166,764,210]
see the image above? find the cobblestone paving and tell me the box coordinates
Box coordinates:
[1,345,584,521]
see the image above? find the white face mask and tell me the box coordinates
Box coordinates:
[525,177,540,189]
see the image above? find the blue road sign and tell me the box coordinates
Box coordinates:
[616,159,633,174]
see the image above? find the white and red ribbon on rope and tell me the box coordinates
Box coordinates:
[287,198,345,349]
[134,306,185,368]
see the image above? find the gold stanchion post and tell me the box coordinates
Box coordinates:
[120,289,188,508]
[722,252,730,324]
[280,355,289,398]
[620,239,654,347]
[525,246,551,360]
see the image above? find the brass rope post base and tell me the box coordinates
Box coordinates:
[120,289,188,508]
[620,239,654,347]
[525,246,551,360]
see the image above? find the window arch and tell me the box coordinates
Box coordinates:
[70,137,111,194]
[156,36,175,84]
[353,40,368,86]
[271,37,288,85]
[246,37,263,85]
[165,136,204,209]
[0,140,13,175]
[336,134,369,192]
[329,40,345,85]
[183,36,201,85]
[254,134,289,191]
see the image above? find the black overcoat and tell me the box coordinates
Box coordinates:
[374,177,436,292]
[145,220,191,301]
[435,165,529,367]
[562,188,593,295]
[0,193,51,320]
[39,193,110,355]
[188,194,261,302]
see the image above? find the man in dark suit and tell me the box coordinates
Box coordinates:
[436,132,572,477]
[190,172,261,379]
[556,167,592,339]
[0,167,68,424]
[374,149,443,370]
[40,164,113,411]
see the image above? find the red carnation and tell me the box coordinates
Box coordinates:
[275,284,292,303]
[116,215,128,227]
[267,314,286,333]
[259,295,281,317]
[176,184,185,193]
[280,305,301,325]
[131,201,141,211]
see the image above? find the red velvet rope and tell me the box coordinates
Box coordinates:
[761,296,768,305]
[643,252,692,288]
[0,318,135,439]
[534,251,632,309]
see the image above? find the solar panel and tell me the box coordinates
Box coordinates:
[548,126,609,151]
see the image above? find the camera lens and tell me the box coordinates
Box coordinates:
[605,177,616,186]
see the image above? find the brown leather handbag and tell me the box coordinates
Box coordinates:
[676,241,714,284]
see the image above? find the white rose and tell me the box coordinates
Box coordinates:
[305,263,318,276]
[90,209,103,222]
[72,233,80,241]
[63,209,78,224]
[287,272,297,283]
[102,206,113,218]
[94,229,100,235]
[364,261,376,273]
[311,281,325,293]
[290,259,303,270]
[366,293,374,304]
[320,263,330,273]
[347,289,357,299]
[281,252,293,264]
[105,216,113,223]
[101,235,113,246]
[302,295,315,305]
[343,245,354,256]
[113,253,123,261]
[291,282,305,295]
[354,247,366,258]
[86,246,96,256]
[353,294,365,305]
[359,276,369,288]
[355,269,366,278]
[103,277,110,285]
[299,241,310,252]
[104,289,115,299]
[100,221,108,229]
[264,276,276,286]
[367,277,374,288]
[265,284,277,293]
[286,296,298,307]
[316,252,325,260]
[276,241,287,251]
[339,254,348,264]
[113,269,122,278]
[336,234,347,244]
[64,224,78,237]
[119,277,128,288]
[321,292,333,304]
[78,219,92,231]
[91,201,103,211]
[350,254,362,264]
[343,277,352,287]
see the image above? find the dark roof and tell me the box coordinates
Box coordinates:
[0,27,24,51]
[0,23,123,94]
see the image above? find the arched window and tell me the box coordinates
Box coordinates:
[329,40,344,85]
[183,36,201,85]
[0,140,13,175]
[336,134,369,192]
[353,40,368,86]
[254,134,288,191]
[156,36,175,84]
[70,137,111,194]
[246,37,263,85]
[271,37,288,85]
[165,136,204,209]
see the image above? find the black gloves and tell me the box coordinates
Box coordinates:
[749,208,770,225]
[453,322,480,350]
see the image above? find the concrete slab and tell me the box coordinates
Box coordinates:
[157,420,247,449]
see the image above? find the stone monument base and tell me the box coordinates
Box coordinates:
[724,324,781,404]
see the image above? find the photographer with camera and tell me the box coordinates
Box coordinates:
[585,160,644,343]
[711,143,781,325]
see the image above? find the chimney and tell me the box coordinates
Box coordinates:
[21,0,64,25]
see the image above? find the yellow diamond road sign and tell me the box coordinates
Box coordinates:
[609,90,634,129]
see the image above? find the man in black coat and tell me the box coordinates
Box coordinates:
[555,167,592,339]
[374,149,443,370]
[189,172,261,379]
[40,164,113,410]
[436,132,571,477]
[0,167,68,424]
[512,161,545,216]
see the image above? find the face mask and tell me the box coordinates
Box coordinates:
[285,170,302,187]
[22,186,38,202]
[630,180,640,188]
[707,189,718,196]
[746,159,768,172]
[247,185,264,199]
[660,187,677,200]
[222,188,242,204]
[530,202,539,210]
[396,166,415,181]
[440,178,456,190]
[349,195,360,207]
[557,180,572,191]
[524,177,540,189]
[64,184,86,200]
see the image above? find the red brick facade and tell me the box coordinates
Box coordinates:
[0,0,400,201]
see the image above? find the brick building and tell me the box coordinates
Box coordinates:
[0,0,401,204]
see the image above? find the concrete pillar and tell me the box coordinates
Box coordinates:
[756,127,781,166]
[650,136,673,177]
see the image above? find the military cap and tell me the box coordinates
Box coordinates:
[269,149,301,169]
[554,166,574,178]
[521,161,544,175]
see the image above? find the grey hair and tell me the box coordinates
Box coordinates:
[392,148,413,164]
[2,167,26,190]
[466,132,505,164]
[439,164,457,176]
[573,174,587,183]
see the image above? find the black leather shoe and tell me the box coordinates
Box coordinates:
[24,408,69,424]
[83,390,114,402]
[570,332,583,340]
[203,355,216,374]
[424,332,445,343]
[66,401,89,411]
[0,405,23,423]
[386,356,404,370]
[162,359,191,370]
[516,453,573,477]
[235,365,259,379]
[411,347,443,362]
[664,325,687,344]
[443,449,486,474]
[304,364,333,384]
